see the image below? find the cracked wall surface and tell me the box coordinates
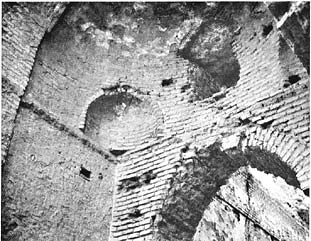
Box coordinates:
[2,108,116,240]
[2,2,67,164]
[1,2,310,241]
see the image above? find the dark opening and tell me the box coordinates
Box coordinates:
[303,188,309,196]
[80,166,91,181]
[260,119,274,129]
[151,215,156,224]
[284,75,301,88]
[110,149,128,156]
[268,2,291,20]
[141,170,157,184]
[262,23,273,37]
[232,208,240,221]
[128,209,142,218]
[118,176,140,191]
[238,117,251,126]
[2,2,20,13]
[181,145,190,153]
[79,127,85,132]
[118,170,157,191]
[181,83,191,93]
[1,220,18,236]
[213,92,226,101]
[253,223,260,229]
[288,75,301,84]
[298,209,309,224]
[161,78,174,87]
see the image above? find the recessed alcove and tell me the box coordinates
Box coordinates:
[156,144,306,241]
[178,21,240,100]
[2,2,309,241]
[84,92,162,151]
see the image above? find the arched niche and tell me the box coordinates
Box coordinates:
[83,89,163,154]
[155,143,308,241]
[178,14,241,100]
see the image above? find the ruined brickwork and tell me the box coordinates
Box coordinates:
[2,2,67,163]
[268,2,310,72]
[2,108,115,240]
[1,2,310,241]
[194,167,309,241]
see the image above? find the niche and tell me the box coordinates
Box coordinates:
[80,165,91,181]
[303,188,309,197]
[161,78,174,87]
[262,23,273,37]
[283,75,301,88]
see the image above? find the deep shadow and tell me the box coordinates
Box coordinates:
[157,144,300,241]
[178,20,240,100]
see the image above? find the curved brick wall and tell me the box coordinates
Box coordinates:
[2,108,116,241]
[112,134,308,240]
[2,2,309,241]
[84,89,164,151]
[2,2,66,163]
[156,145,305,241]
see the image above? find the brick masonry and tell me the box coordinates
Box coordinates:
[2,107,116,240]
[194,166,309,241]
[2,2,309,241]
[2,2,66,163]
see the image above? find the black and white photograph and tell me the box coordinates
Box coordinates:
[1,1,310,240]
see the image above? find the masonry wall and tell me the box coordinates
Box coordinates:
[213,167,308,241]
[112,138,309,241]
[268,2,310,73]
[1,107,116,241]
[23,3,309,155]
[2,2,309,241]
[84,92,164,151]
[111,5,309,239]
[193,199,248,241]
[1,3,66,163]
[22,3,191,134]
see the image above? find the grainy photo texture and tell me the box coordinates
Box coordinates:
[1,2,310,241]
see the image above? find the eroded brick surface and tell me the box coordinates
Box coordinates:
[2,108,115,241]
[2,2,309,241]
[2,2,66,163]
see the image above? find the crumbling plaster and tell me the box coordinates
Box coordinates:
[1,2,310,241]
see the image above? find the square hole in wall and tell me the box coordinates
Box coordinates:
[80,166,91,181]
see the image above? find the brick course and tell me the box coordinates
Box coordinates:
[2,2,309,241]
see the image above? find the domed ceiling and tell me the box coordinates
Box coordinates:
[36,2,244,100]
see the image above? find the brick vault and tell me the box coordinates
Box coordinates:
[1,2,310,241]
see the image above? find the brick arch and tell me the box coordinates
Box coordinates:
[78,84,164,131]
[192,166,309,241]
[155,140,306,241]
[239,125,309,190]
[2,3,67,163]
[79,85,165,151]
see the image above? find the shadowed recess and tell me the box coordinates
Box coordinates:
[156,144,300,241]
[84,92,160,151]
[178,21,240,100]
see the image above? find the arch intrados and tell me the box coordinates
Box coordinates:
[156,142,303,241]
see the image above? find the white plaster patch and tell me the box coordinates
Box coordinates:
[123,35,135,43]
[221,133,241,150]
[81,22,95,31]
[93,29,114,49]
[167,17,202,50]
[249,167,309,211]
